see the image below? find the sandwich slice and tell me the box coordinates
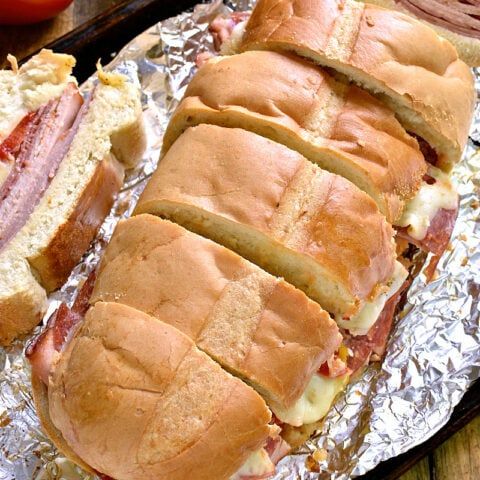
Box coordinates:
[135,125,407,374]
[164,51,459,258]
[90,214,346,429]
[0,51,145,345]
[28,301,279,480]
[236,0,476,170]
[356,0,480,67]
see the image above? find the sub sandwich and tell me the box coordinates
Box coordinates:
[232,0,476,171]
[28,216,348,478]
[25,1,475,478]
[164,51,461,258]
[136,125,408,373]
[0,49,145,344]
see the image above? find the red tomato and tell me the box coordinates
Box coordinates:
[0,0,73,25]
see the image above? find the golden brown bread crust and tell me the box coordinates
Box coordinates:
[136,125,396,317]
[46,302,272,480]
[0,274,45,345]
[29,153,124,293]
[91,214,341,408]
[240,0,476,170]
[360,0,480,67]
[31,374,97,476]
[164,51,426,223]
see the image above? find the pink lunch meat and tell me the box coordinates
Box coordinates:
[0,83,85,250]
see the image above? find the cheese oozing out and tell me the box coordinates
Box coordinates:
[336,260,408,336]
[270,373,348,427]
[397,166,457,241]
[231,447,275,480]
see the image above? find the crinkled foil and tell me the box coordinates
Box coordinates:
[1,2,479,479]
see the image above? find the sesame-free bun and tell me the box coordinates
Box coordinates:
[239,0,476,170]
[164,51,426,224]
[136,125,396,319]
[358,0,480,67]
[35,302,272,480]
[91,214,341,409]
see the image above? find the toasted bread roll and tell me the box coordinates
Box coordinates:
[164,51,426,223]
[33,301,272,480]
[0,69,145,345]
[239,0,476,170]
[136,125,396,320]
[91,214,342,410]
[359,0,480,67]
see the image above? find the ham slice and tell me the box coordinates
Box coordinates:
[0,83,84,250]
[209,12,250,50]
[26,273,95,385]
[342,281,409,374]
[397,206,458,257]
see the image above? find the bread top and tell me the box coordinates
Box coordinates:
[48,301,272,480]
[138,125,396,312]
[166,51,426,223]
[0,49,75,141]
[240,0,475,169]
[91,214,341,408]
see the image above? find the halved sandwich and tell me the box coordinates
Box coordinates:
[0,50,146,345]
[90,214,346,436]
[235,0,476,171]
[135,125,407,375]
[28,301,280,480]
[164,51,459,259]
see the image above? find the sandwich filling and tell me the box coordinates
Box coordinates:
[398,166,458,255]
[337,261,408,336]
[0,83,87,250]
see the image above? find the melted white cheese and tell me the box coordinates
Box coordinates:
[231,448,275,479]
[337,261,408,336]
[271,374,348,427]
[397,166,457,241]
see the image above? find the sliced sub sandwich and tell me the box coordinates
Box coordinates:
[90,214,345,429]
[164,51,459,256]
[236,0,476,170]
[135,125,407,373]
[28,301,280,480]
[0,50,145,345]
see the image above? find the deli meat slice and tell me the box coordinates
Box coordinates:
[26,273,95,385]
[0,83,84,250]
[397,206,458,257]
[343,282,408,374]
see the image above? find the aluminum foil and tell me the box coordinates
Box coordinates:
[1,1,479,479]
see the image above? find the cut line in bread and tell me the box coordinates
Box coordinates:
[136,124,396,320]
[164,51,427,224]
[34,301,273,480]
[238,0,475,170]
[90,214,342,411]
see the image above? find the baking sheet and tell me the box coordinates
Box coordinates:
[0,1,479,479]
